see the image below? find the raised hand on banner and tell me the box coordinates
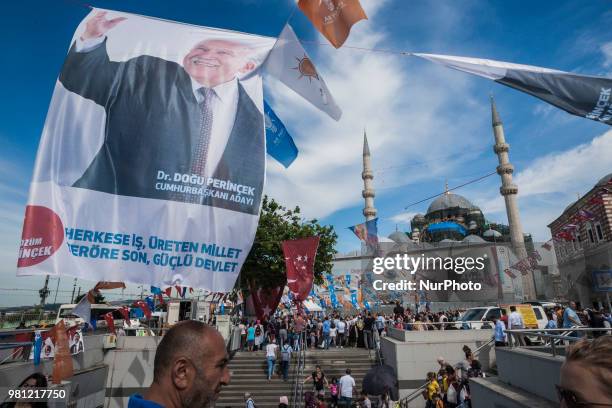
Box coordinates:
[81,11,127,41]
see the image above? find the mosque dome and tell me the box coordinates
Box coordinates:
[413,213,426,222]
[462,234,486,243]
[427,193,478,214]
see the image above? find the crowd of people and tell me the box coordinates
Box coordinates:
[418,346,483,408]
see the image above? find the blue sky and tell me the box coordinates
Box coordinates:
[1,0,611,307]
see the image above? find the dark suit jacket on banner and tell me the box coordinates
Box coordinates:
[59,40,264,214]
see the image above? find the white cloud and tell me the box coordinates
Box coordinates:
[264,1,485,220]
[475,129,612,239]
[387,211,419,225]
[601,41,612,67]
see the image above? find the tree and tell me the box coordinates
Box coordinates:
[238,196,337,292]
[74,292,105,304]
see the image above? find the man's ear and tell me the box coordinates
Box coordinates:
[171,357,193,391]
[239,61,256,74]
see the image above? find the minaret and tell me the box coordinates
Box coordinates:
[491,96,536,300]
[362,131,377,221]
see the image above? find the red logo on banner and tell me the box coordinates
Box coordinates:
[18,205,64,267]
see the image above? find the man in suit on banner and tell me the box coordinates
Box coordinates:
[59,11,264,214]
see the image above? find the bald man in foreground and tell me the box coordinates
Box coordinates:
[128,321,231,408]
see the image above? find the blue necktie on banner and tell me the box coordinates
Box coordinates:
[264,100,298,168]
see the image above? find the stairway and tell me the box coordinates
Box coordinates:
[215,347,377,408]
[215,350,296,408]
[302,347,377,395]
[469,347,562,408]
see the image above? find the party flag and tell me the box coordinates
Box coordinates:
[348,218,379,250]
[414,53,612,125]
[264,100,299,168]
[264,24,342,120]
[298,0,367,48]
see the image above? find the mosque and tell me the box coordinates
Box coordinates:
[329,97,548,307]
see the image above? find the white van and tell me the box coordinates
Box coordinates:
[457,304,547,330]
[56,303,123,328]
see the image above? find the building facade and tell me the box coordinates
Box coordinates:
[548,173,612,309]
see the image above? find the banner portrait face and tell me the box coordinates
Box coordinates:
[18,9,276,292]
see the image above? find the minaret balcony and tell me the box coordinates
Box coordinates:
[493,143,509,154]
[500,184,518,195]
[362,189,375,198]
[362,170,374,179]
[363,208,378,217]
[496,163,514,175]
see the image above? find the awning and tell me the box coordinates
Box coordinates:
[425,221,467,236]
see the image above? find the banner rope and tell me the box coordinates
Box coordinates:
[403,170,497,209]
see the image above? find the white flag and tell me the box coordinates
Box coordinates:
[72,292,92,323]
[264,24,342,121]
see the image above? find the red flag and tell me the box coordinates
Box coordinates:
[189,287,194,294]
[282,236,320,301]
[104,312,116,334]
[135,301,152,320]
[94,281,126,291]
[49,320,73,384]
[119,306,131,326]
[164,287,173,298]
[248,281,285,321]
[156,293,165,305]
[298,0,367,48]
[175,285,182,298]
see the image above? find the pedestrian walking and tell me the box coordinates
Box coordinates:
[245,392,256,408]
[266,339,278,380]
[304,365,328,399]
[280,342,293,381]
[338,368,355,407]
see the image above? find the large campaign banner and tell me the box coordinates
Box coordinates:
[17,9,276,291]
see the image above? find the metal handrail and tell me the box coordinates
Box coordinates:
[505,327,610,357]
[397,337,495,408]
[291,331,307,408]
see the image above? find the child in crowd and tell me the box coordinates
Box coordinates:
[329,377,339,407]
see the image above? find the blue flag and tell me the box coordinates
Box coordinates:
[150,286,162,295]
[264,100,298,168]
[145,296,155,311]
[33,331,42,366]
